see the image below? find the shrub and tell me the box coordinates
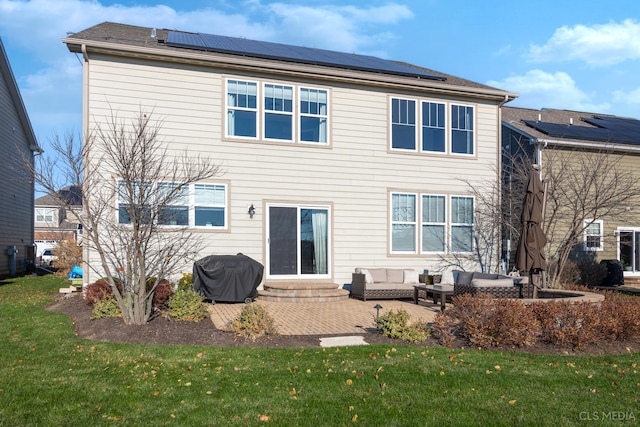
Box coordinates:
[229,304,278,340]
[90,297,121,319]
[52,239,83,277]
[84,279,114,306]
[148,278,173,308]
[176,273,193,291]
[167,289,208,322]
[531,301,600,348]
[433,294,540,348]
[375,309,429,343]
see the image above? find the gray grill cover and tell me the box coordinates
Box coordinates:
[193,254,263,302]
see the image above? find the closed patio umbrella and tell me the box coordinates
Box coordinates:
[516,166,547,297]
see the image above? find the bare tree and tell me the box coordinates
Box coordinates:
[29,110,222,324]
[541,147,640,285]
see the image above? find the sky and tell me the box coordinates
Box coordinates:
[1,0,640,152]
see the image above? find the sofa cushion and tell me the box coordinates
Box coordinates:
[386,269,405,283]
[366,282,414,291]
[369,268,387,283]
[472,272,500,281]
[403,270,419,284]
[470,278,514,288]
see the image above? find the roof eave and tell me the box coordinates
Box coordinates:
[64,38,517,102]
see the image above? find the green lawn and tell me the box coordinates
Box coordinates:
[0,275,638,426]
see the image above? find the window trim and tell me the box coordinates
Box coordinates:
[116,180,228,230]
[389,96,476,156]
[35,207,55,223]
[224,77,330,146]
[389,191,475,255]
[584,219,604,251]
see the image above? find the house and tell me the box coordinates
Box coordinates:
[502,106,640,283]
[0,37,41,276]
[63,22,516,299]
[34,186,82,258]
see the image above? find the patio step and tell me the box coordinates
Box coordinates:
[258,282,349,303]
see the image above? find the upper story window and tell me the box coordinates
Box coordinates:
[584,219,603,251]
[264,84,293,141]
[422,101,446,152]
[225,78,329,145]
[35,208,55,223]
[390,97,475,155]
[300,88,328,143]
[451,105,474,155]
[227,80,258,138]
[117,180,227,229]
[390,192,474,254]
[391,98,416,150]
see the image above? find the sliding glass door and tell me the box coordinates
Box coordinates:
[267,205,330,278]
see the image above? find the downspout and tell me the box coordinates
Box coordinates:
[81,44,90,291]
[497,95,510,273]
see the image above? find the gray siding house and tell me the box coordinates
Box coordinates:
[0,38,40,276]
[64,22,516,298]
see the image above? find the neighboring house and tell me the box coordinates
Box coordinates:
[0,37,41,276]
[63,22,516,298]
[502,106,640,280]
[34,186,82,257]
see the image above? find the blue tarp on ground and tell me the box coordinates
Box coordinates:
[67,265,83,278]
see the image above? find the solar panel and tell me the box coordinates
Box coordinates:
[523,119,640,145]
[166,30,445,81]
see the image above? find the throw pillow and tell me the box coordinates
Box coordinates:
[440,269,455,284]
[403,270,419,284]
[387,269,404,283]
[360,269,373,284]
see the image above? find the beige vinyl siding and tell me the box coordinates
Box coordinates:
[84,54,501,285]
[0,64,35,276]
[541,148,640,263]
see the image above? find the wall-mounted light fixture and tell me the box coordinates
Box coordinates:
[248,204,256,218]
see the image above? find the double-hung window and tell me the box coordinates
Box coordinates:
[227,80,258,138]
[451,196,474,252]
[194,184,226,227]
[584,219,603,251]
[391,193,417,252]
[422,101,446,152]
[264,84,293,141]
[451,104,474,155]
[391,192,474,254]
[300,88,328,143]
[422,195,446,252]
[157,183,189,226]
[391,98,417,150]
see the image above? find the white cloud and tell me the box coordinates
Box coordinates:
[0,0,413,139]
[613,87,640,106]
[488,69,610,112]
[526,19,640,66]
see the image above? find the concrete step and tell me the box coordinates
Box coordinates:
[258,282,349,303]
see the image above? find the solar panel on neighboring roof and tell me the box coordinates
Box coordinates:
[523,118,640,145]
[166,31,446,81]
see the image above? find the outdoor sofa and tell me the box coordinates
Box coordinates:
[453,271,531,299]
[350,267,423,301]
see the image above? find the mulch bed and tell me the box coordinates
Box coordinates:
[46,293,640,354]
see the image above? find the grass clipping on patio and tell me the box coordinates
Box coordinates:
[229,303,278,340]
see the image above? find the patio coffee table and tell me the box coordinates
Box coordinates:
[413,284,454,310]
